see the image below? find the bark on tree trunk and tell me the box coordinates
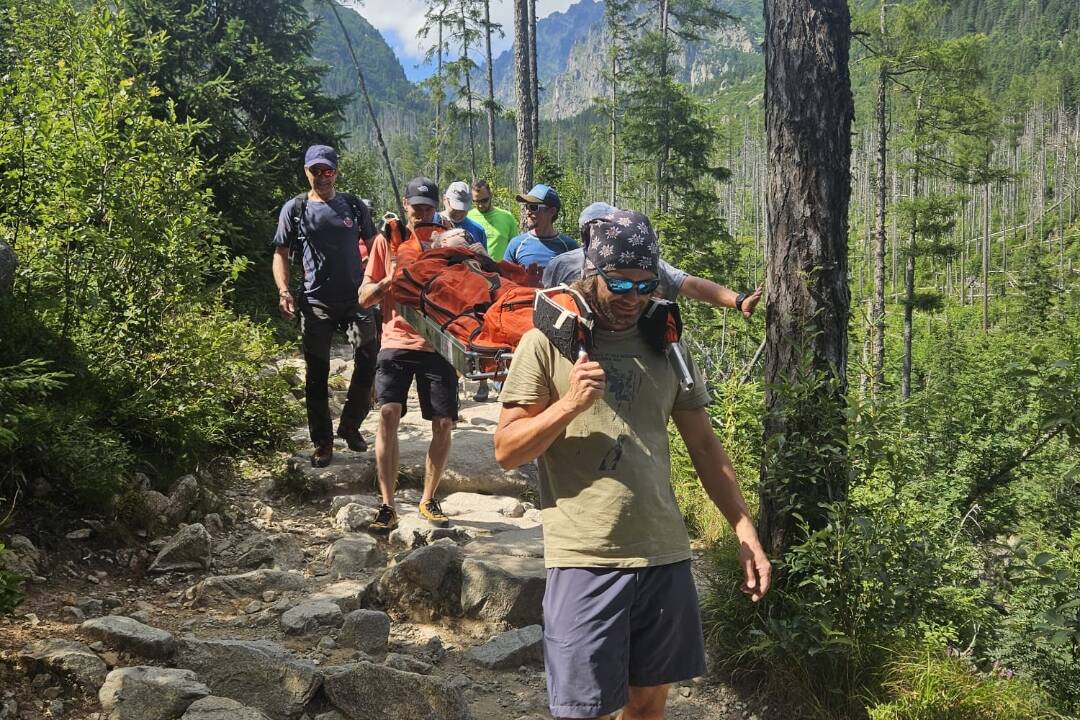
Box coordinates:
[872,60,887,396]
[484,0,496,168]
[528,0,539,149]
[610,53,618,205]
[514,0,533,196]
[982,181,990,332]
[435,12,444,185]
[759,0,853,558]
[460,2,478,180]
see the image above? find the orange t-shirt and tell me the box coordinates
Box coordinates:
[363,233,433,352]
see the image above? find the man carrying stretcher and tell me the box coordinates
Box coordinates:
[494,209,771,720]
[358,176,457,532]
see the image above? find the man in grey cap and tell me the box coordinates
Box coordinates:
[544,202,763,319]
[437,181,488,249]
[272,144,380,468]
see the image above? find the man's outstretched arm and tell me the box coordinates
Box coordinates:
[672,406,772,602]
[679,277,763,319]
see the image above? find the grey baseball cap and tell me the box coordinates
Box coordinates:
[579,202,617,229]
[445,181,472,211]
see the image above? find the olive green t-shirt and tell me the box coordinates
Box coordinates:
[499,326,711,568]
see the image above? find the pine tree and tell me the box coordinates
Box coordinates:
[119,0,343,257]
[759,0,854,557]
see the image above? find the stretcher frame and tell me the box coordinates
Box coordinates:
[398,303,514,380]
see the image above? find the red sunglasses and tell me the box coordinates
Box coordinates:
[309,167,336,178]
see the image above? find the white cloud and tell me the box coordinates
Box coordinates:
[342,0,579,63]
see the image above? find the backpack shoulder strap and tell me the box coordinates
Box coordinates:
[287,192,308,262]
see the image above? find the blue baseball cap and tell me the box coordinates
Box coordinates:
[304,144,338,170]
[516,184,560,210]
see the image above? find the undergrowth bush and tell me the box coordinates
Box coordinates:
[0,1,300,523]
[684,308,1078,717]
[866,649,1063,720]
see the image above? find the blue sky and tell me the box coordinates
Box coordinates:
[340,0,579,81]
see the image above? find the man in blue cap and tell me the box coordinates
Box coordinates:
[272,144,380,468]
[504,184,579,271]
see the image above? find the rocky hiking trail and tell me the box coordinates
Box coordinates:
[0,345,768,720]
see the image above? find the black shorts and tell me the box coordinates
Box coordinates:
[375,349,459,421]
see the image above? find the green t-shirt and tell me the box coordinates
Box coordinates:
[499,326,711,568]
[467,206,518,261]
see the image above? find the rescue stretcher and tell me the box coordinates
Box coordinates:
[398,303,515,380]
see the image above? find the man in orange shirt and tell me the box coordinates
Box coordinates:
[359,177,455,532]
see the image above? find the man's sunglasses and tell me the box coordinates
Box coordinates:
[524,203,549,212]
[596,266,659,295]
[309,167,336,178]
[474,196,492,204]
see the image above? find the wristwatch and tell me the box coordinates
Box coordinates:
[735,292,747,312]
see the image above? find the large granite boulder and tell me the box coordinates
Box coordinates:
[459,555,546,627]
[98,666,209,720]
[20,638,107,690]
[373,541,463,621]
[81,616,176,660]
[322,662,471,720]
[173,639,320,720]
[149,524,211,573]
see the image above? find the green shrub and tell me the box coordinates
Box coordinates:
[867,649,1063,720]
[0,1,300,520]
[0,544,24,615]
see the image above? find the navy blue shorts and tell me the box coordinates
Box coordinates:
[542,560,707,719]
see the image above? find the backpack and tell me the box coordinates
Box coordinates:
[287,191,371,263]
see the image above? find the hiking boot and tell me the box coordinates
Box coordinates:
[311,441,333,468]
[473,381,490,402]
[419,498,449,528]
[369,504,399,533]
[336,423,368,452]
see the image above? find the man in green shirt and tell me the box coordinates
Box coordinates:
[494,209,771,720]
[466,179,518,261]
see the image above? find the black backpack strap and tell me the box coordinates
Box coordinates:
[288,192,308,263]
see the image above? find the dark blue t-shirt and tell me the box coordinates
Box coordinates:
[273,193,378,303]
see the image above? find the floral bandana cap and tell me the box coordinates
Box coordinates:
[583,209,659,276]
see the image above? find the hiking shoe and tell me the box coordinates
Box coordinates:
[419,498,449,528]
[311,441,333,468]
[369,504,399,533]
[473,381,490,402]
[336,424,368,452]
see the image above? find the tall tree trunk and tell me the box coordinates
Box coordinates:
[325,0,403,217]
[610,53,618,205]
[657,0,670,213]
[982,181,990,332]
[435,11,444,185]
[460,3,478,180]
[528,0,539,149]
[902,165,919,400]
[483,0,496,167]
[759,0,853,558]
[514,0,533,196]
[872,55,887,396]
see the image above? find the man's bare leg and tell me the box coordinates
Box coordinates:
[420,416,453,503]
[619,684,670,720]
[375,403,402,507]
